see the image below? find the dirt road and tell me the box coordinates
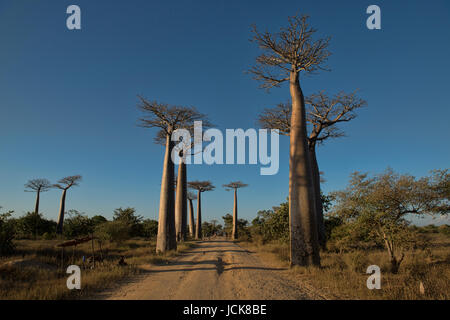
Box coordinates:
[96,239,325,300]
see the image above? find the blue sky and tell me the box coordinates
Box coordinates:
[1,0,449,226]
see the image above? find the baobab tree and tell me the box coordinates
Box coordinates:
[223,181,248,240]
[258,91,366,247]
[250,14,331,266]
[173,126,210,242]
[24,178,53,239]
[138,97,207,252]
[54,175,82,234]
[24,179,52,216]
[188,181,215,240]
[187,191,197,237]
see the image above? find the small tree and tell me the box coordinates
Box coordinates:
[223,181,248,240]
[113,207,144,237]
[64,210,93,238]
[24,178,53,239]
[332,168,449,273]
[188,181,215,239]
[54,175,82,235]
[138,97,207,252]
[0,207,15,256]
[250,14,331,266]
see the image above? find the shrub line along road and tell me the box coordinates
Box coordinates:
[94,238,326,300]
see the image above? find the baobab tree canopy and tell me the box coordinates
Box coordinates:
[138,97,208,139]
[249,14,331,90]
[25,179,52,192]
[258,90,367,143]
[223,181,248,190]
[54,175,82,190]
[188,181,215,193]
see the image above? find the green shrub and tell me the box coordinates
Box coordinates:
[0,210,15,256]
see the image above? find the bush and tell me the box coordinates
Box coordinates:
[95,220,131,244]
[0,210,15,256]
[345,251,370,273]
[42,232,56,240]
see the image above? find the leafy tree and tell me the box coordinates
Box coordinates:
[113,207,143,237]
[252,202,289,243]
[201,221,222,237]
[142,219,158,238]
[90,215,108,227]
[15,211,57,239]
[0,208,15,256]
[63,210,93,238]
[250,14,331,266]
[95,220,130,244]
[331,168,449,273]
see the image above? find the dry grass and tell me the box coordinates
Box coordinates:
[0,239,196,300]
[241,234,450,300]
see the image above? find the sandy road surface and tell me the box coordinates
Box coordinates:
[95,239,325,300]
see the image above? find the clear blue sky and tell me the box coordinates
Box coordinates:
[1,0,449,226]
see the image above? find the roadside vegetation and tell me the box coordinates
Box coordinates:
[239,168,449,300]
[0,207,194,300]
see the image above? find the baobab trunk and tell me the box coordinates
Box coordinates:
[309,145,326,249]
[35,189,40,215]
[288,71,320,266]
[188,198,195,237]
[56,189,67,234]
[195,191,202,239]
[156,135,176,253]
[175,159,187,242]
[34,189,40,239]
[232,189,238,240]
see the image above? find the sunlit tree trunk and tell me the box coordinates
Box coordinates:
[309,144,325,249]
[195,191,202,240]
[175,158,187,242]
[156,135,177,252]
[289,70,320,266]
[56,189,67,234]
[232,189,238,240]
[188,198,195,237]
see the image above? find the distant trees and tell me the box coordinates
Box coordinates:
[222,213,250,240]
[187,192,197,237]
[201,220,223,238]
[188,181,215,239]
[54,175,82,234]
[223,181,248,240]
[250,14,331,266]
[0,207,15,255]
[258,91,366,247]
[138,97,208,253]
[331,168,449,273]
[15,212,57,239]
